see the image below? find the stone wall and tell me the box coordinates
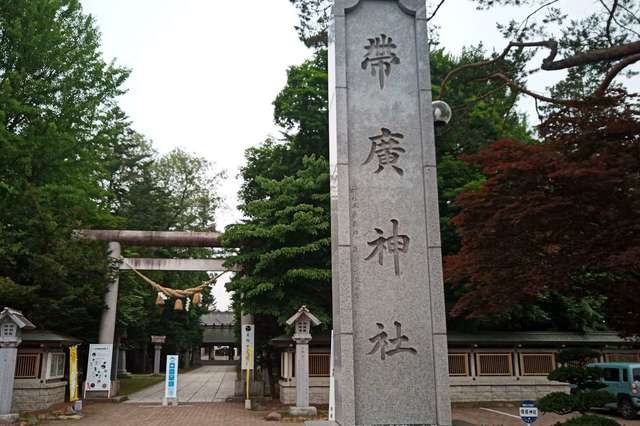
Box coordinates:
[449,376,569,402]
[12,379,67,412]
[279,377,329,405]
[279,377,568,405]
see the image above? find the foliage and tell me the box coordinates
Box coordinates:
[224,155,331,325]
[429,46,532,258]
[0,0,223,355]
[445,94,640,335]
[537,349,616,422]
[439,0,640,112]
[288,0,331,49]
[115,148,224,357]
[547,367,606,391]
[223,51,330,363]
[556,348,601,365]
[0,0,129,341]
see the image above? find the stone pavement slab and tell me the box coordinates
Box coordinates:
[125,365,235,403]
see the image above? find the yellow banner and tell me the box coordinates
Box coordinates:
[69,345,78,402]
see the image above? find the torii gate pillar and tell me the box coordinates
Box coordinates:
[99,241,121,345]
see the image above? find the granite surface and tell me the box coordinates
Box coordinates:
[329,1,451,425]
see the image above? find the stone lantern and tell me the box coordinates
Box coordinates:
[0,307,35,423]
[286,306,321,416]
[151,335,166,375]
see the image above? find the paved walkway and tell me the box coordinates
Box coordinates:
[43,402,303,426]
[42,402,640,426]
[125,365,236,403]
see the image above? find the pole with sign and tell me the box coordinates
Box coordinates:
[242,324,254,409]
[241,324,254,370]
[519,400,539,424]
[162,355,179,406]
[69,345,79,402]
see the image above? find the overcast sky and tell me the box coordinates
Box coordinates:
[80,0,635,310]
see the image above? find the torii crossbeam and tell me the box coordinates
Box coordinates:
[74,230,237,345]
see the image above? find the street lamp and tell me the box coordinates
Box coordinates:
[432,100,452,127]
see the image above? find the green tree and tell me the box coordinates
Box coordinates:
[115,148,224,366]
[430,46,532,256]
[222,51,330,384]
[0,0,132,340]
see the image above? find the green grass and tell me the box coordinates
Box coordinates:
[118,374,165,396]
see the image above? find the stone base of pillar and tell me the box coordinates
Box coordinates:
[289,406,317,417]
[162,397,178,406]
[0,414,19,424]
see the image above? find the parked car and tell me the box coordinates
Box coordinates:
[587,362,640,419]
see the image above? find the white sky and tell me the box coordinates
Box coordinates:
[81,0,636,310]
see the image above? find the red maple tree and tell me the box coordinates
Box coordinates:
[445,93,640,335]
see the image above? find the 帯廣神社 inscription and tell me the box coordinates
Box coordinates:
[361,34,400,90]
[365,219,410,276]
[330,1,452,423]
[367,321,417,360]
[363,128,405,175]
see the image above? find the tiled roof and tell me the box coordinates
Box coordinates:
[200,311,235,326]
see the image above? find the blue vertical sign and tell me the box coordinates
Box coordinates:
[164,355,178,399]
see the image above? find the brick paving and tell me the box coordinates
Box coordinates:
[43,402,304,426]
[43,402,640,426]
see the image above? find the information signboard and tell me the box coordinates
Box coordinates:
[241,324,254,370]
[84,344,112,396]
[165,355,179,399]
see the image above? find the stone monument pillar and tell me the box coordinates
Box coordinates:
[328,1,451,425]
[151,335,166,375]
[286,306,321,417]
[0,308,35,424]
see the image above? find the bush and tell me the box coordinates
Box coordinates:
[538,349,615,424]
[556,348,601,365]
[538,392,577,415]
[554,414,620,426]
[548,367,606,390]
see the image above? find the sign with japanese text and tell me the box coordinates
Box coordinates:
[519,400,539,423]
[164,355,179,399]
[69,345,78,401]
[241,324,254,370]
[85,344,112,395]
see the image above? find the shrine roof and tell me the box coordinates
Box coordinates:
[21,329,81,345]
[269,331,639,348]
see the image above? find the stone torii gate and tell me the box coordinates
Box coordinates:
[75,230,241,381]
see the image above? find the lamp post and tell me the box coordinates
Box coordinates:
[432,100,452,127]
[286,306,321,417]
[151,335,166,375]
